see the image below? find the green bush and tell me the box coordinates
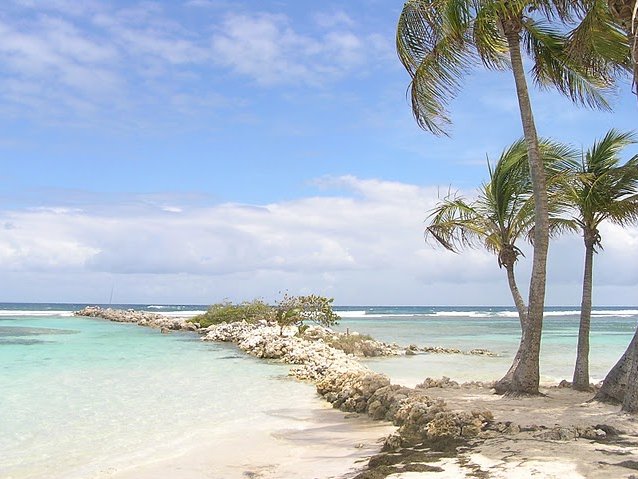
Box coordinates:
[275,293,340,335]
[189,300,274,328]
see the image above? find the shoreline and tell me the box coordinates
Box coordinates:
[74,307,638,479]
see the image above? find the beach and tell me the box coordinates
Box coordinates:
[2,304,638,478]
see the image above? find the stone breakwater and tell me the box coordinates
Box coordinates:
[202,320,495,449]
[74,306,199,332]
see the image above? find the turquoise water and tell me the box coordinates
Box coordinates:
[334,306,637,385]
[2,303,636,478]
[1,309,355,479]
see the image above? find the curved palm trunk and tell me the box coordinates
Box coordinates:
[504,31,549,396]
[494,263,528,394]
[622,333,638,412]
[573,235,595,390]
[595,326,638,403]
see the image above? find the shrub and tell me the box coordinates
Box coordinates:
[189,299,274,328]
[275,294,340,334]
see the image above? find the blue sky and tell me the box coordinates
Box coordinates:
[0,0,636,305]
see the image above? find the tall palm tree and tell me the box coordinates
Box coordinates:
[397,0,614,394]
[555,129,638,391]
[426,139,575,392]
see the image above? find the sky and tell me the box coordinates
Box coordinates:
[0,0,636,306]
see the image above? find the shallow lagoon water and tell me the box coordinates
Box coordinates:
[335,306,637,386]
[2,304,636,478]
[1,312,388,479]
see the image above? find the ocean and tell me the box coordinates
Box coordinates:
[2,303,636,478]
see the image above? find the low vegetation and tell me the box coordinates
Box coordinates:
[189,300,274,328]
[189,294,340,332]
[275,293,340,335]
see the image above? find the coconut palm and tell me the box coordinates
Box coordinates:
[426,139,575,392]
[397,0,614,394]
[555,130,638,391]
[426,140,535,324]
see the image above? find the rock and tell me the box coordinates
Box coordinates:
[416,376,459,389]
[467,348,497,357]
[74,306,197,332]
[535,426,578,441]
[382,433,403,452]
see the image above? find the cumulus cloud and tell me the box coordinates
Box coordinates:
[1,176,637,305]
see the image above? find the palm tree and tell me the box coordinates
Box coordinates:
[426,139,574,392]
[555,130,638,391]
[426,140,535,322]
[397,0,614,394]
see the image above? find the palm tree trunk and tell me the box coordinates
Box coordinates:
[596,326,638,403]
[573,236,595,390]
[506,262,527,324]
[504,30,549,396]
[622,334,638,412]
[494,263,528,394]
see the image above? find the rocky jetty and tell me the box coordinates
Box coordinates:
[203,321,369,380]
[202,320,495,449]
[74,306,199,332]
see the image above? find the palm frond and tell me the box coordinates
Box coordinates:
[424,195,486,251]
[472,1,509,69]
[530,0,588,22]
[566,0,632,78]
[523,17,614,110]
[556,129,638,235]
[397,0,477,135]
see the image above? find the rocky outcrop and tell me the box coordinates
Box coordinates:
[203,321,368,380]
[74,306,199,332]
[203,320,495,449]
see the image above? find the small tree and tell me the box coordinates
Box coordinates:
[190,299,273,328]
[275,293,339,335]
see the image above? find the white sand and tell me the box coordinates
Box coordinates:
[389,385,638,479]
[107,404,394,479]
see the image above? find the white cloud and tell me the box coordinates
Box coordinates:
[1,176,637,305]
[210,12,387,86]
[313,11,355,29]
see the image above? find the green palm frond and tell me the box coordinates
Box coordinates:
[396,0,623,134]
[425,195,487,251]
[566,0,632,76]
[425,136,574,267]
[555,129,638,241]
[472,1,509,69]
[523,17,613,110]
[397,0,477,135]
[530,0,588,21]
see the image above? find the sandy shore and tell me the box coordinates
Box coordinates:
[378,384,638,479]
[107,403,394,479]
[100,383,638,479]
